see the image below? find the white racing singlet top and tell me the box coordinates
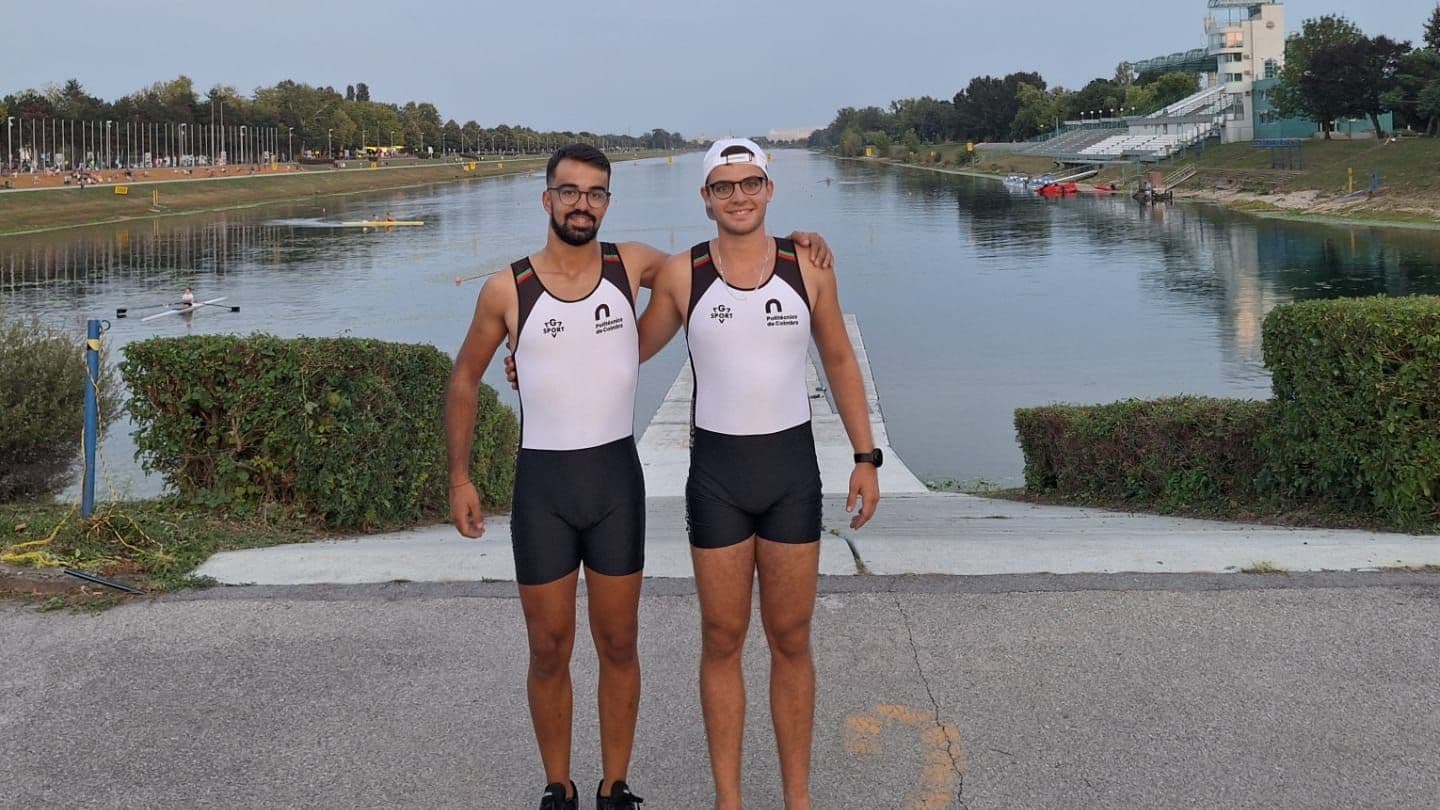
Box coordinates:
[512,243,638,450]
[685,237,812,436]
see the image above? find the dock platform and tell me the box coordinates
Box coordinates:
[636,314,930,496]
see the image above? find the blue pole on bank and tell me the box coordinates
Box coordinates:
[82,318,100,518]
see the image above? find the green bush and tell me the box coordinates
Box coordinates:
[1262,296,1440,529]
[121,334,516,529]
[0,317,120,500]
[1015,396,1271,507]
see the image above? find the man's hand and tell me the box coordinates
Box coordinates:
[450,481,486,538]
[845,464,879,530]
[503,353,518,390]
[788,231,834,270]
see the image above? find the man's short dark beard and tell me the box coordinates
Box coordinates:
[550,211,598,246]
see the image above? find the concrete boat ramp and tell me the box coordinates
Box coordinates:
[197,317,1440,585]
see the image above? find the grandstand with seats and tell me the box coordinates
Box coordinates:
[1016,0,1290,164]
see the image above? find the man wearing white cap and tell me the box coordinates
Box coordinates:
[638,138,880,809]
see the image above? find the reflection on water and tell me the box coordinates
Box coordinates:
[4,152,1440,496]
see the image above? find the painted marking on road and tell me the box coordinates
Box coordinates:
[844,703,965,808]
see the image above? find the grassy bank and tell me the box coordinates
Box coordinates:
[0,499,341,607]
[0,151,671,237]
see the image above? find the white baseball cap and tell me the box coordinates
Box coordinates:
[702,138,768,184]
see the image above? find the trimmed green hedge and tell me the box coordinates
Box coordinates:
[1015,397,1271,507]
[0,317,120,500]
[121,335,516,529]
[1262,296,1440,529]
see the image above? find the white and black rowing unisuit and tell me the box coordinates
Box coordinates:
[684,237,821,548]
[512,243,638,451]
[686,236,812,436]
[509,243,644,585]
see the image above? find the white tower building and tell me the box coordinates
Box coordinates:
[1205,0,1287,143]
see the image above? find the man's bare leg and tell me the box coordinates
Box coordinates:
[519,568,581,797]
[693,538,758,810]
[757,538,821,810]
[585,568,644,796]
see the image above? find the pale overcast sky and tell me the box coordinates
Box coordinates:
[3,0,1434,139]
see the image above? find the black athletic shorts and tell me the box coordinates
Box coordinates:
[511,436,645,586]
[686,422,822,549]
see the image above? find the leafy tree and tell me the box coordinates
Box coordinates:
[954,72,1046,141]
[901,128,921,156]
[809,105,893,148]
[1286,33,1410,139]
[1426,4,1440,51]
[1418,78,1440,134]
[442,119,462,152]
[1355,35,1413,137]
[1148,72,1201,112]
[1383,49,1440,131]
[889,96,955,143]
[403,121,424,155]
[1064,77,1124,120]
[1296,38,1372,138]
[1123,83,1158,116]
[461,120,482,152]
[9,91,54,118]
[870,130,891,157]
[1010,82,1063,139]
[1113,61,1135,88]
[345,85,355,102]
[355,82,370,103]
[54,79,105,121]
[1272,15,1366,136]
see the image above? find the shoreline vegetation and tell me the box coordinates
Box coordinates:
[0,151,672,237]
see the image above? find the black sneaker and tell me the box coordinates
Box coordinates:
[539,781,578,810]
[595,780,644,809]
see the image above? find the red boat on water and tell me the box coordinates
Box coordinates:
[1035,181,1078,197]
[1036,181,1123,197]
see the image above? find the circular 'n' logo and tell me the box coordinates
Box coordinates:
[595,303,611,320]
[765,299,783,314]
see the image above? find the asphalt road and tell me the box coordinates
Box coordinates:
[2,573,1438,809]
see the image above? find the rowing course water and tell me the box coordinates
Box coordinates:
[5,151,1440,499]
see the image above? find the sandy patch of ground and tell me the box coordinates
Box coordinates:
[1176,183,1440,223]
[1176,187,1324,210]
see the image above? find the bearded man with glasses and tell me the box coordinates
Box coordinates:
[445,143,832,810]
[636,137,880,810]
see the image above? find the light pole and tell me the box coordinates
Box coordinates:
[287,127,293,163]
[5,116,12,173]
[390,130,395,155]
[105,120,112,169]
[178,123,186,166]
[327,128,333,158]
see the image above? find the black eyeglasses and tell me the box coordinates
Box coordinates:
[706,175,767,199]
[547,185,612,206]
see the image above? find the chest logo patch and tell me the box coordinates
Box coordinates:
[765,298,800,327]
[595,303,625,335]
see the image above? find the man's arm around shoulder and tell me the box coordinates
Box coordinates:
[638,251,689,363]
[617,241,670,291]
